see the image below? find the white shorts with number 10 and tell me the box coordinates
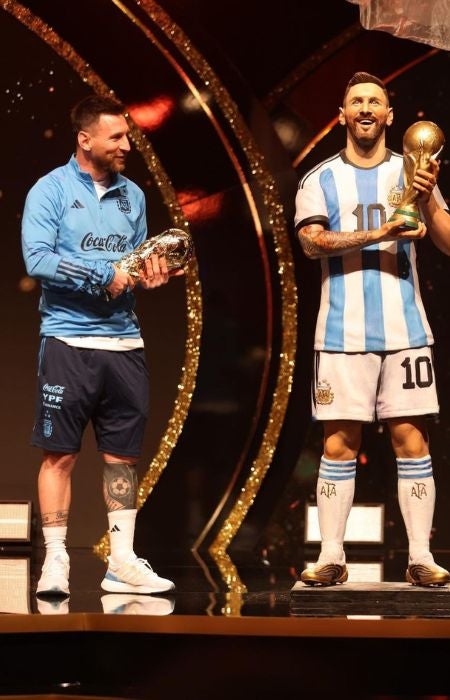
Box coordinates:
[313,346,439,422]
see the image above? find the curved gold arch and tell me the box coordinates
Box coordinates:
[0,0,202,559]
[121,0,298,588]
[110,1,275,564]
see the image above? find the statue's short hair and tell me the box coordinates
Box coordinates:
[343,72,389,105]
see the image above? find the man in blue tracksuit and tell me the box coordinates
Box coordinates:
[22,94,177,597]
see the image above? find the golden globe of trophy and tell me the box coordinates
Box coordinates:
[389,120,445,230]
[116,228,194,277]
[100,228,194,300]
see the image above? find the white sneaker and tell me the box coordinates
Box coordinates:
[36,552,70,597]
[101,593,174,615]
[100,555,175,594]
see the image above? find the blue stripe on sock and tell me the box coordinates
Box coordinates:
[319,457,356,481]
[398,469,433,479]
[397,456,433,479]
[319,472,356,481]
[397,458,431,467]
[398,464,432,471]
[321,458,357,468]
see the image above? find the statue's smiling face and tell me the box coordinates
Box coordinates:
[339,83,393,150]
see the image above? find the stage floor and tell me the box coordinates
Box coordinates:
[2,546,450,626]
[2,548,450,698]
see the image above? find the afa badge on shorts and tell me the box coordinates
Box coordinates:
[315,379,334,405]
[42,418,53,437]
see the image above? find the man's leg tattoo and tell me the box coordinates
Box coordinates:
[103,462,138,511]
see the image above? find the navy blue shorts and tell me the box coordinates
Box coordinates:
[32,338,149,457]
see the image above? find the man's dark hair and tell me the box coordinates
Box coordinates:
[70,95,126,133]
[343,72,389,105]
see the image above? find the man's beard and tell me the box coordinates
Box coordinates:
[92,153,126,175]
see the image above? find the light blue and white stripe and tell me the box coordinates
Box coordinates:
[319,456,357,481]
[294,150,438,352]
[397,455,433,480]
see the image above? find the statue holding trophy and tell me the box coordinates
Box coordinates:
[295,72,450,590]
[389,120,445,230]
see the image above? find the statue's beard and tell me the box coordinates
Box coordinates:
[355,134,378,150]
[348,120,386,151]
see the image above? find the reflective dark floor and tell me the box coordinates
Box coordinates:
[2,548,450,699]
[2,546,450,619]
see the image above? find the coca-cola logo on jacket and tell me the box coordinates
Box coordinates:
[81,232,128,253]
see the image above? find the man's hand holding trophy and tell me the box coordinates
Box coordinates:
[105,228,194,299]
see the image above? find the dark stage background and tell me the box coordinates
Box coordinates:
[1,0,450,575]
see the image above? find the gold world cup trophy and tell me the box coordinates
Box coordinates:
[100,228,194,300]
[115,228,194,278]
[389,120,445,230]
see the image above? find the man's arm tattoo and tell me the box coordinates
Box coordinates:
[299,225,372,258]
[103,462,138,511]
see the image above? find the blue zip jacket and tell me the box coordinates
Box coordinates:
[22,156,147,337]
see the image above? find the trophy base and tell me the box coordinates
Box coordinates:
[388,207,421,231]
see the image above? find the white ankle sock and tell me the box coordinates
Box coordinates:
[42,526,67,559]
[397,455,435,564]
[108,509,137,565]
[316,456,356,565]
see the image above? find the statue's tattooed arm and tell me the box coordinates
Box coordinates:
[298,224,373,259]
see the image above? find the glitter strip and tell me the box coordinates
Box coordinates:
[129,1,297,587]
[111,0,276,567]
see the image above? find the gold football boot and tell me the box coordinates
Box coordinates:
[406,562,450,587]
[300,563,348,586]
